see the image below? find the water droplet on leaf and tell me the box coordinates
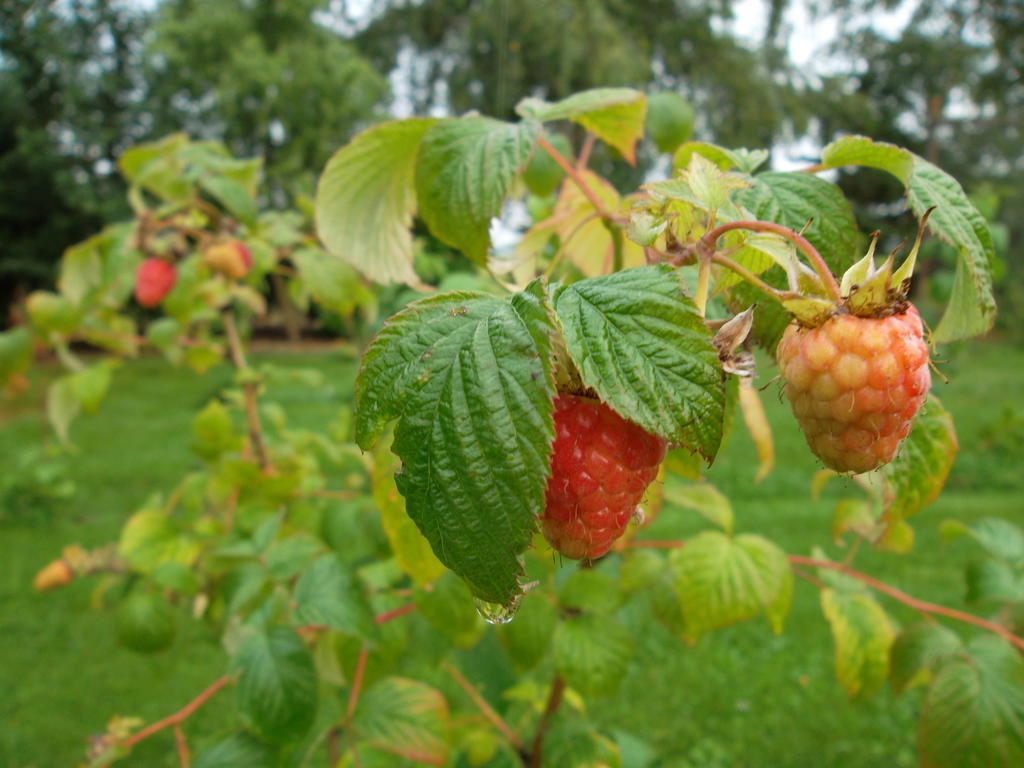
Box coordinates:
[473,595,520,625]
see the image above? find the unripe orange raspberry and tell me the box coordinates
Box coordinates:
[542,394,666,559]
[203,240,252,280]
[776,305,930,473]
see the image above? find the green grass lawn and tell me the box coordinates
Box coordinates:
[1,341,1021,767]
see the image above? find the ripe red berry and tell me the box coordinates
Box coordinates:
[135,259,177,308]
[777,305,931,474]
[542,394,667,559]
[203,240,252,280]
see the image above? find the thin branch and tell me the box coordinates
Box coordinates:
[443,661,524,751]
[710,252,787,303]
[121,675,231,750]
[174,723,190,768]
[347,646,369,719]
[221,309,272,471]
[576,132,596,169]
[789,555,1024,652]
[538,136,620,225]
[528,674,566,768]
[702,220,842,303]
[374,602,417,625]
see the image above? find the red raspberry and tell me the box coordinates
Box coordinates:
[135,259,177,308]
[542,394,667,559]
[776,305,931,474]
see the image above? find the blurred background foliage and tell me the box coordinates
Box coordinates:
[1,0,1021,330]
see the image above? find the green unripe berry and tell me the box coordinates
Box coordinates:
[523,133,573,197]
[646,92,695,154]
[115,588,178,654]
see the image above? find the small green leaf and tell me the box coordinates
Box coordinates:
[496,595,558,672]
[832,498,877,544]
[517,87,646,163]
[355,281,555,604]
[119,508,201,574]
[952,518,1024,565]
[551,265,725,459]
[46,375,80,443]
[414,572,484,649]
[69,360,116,414]
[192,732,277,768]
[820,135,914,182]
[662,480,733,534]
[192,399,238,460]
[294,555,378,640]
[965,559,1023,604]
[673,142,768,174]
[315,118,436,286]
[200,176,258,224]
[234,627,317,744]
[820,588,895,699]
[415,117,539,264]
[882,395,958,521]
[291,247,373,318]
[0,326,33,384]
[669,531,792,641]
[352,677,449,766]
[889,623,963,694]
[554,613,634,697]
[917,635,1024,768]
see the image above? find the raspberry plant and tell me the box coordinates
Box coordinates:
[5,89,1023,767]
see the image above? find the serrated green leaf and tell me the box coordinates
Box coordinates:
[200,175,258,224]
[355,281,555,604]
[883,395,958,521]
[669,531,792,640]
[918,635,1024,768]
[889,622,963,694]
[316,118,436,286]
[673,142,768,174]
[416,117,539,264]
[820,588,895,699]
[371,432,445,586]
[558,569,622,616]
[234,627,317,744]
[550,265,725,459]
[353,677,449,766]
[496,595,558,672]
[294,555,378,640]
[554,613,633,697]
[517,88,646,163]
[192,732,277,768]
[954,518,1024,565]
[119,509,201,573]
[908,157,997,341]
[414,572,484,649]
[965,559,1023,604]
[662,480,733,534]
[820,135,914,182]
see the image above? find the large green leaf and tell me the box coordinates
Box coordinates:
[192,732,277,768]
[669,531,792,641]
[554,613,634,697]
[415,117,539,265]
[550,265,725,460]
[820,588,895,699]
[883,395,958,521]
[352,677,449,766]
[965,559,1023,605]
[918,635,1024,768]
[315,118,436,286]
[355,281,555,605]
[819,135,996,341]
[517,87,647,163]
[941,517,1024,566]
[294,554,378,641]
[234,627,318,744]
[889,622,963,694]
[662,480,734,534]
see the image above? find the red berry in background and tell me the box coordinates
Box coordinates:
[135,258,177,308]
[776,304,930,474]
[203,240,252,279]
[542,394,667,560]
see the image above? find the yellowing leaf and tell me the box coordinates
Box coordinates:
[820,588,895,699]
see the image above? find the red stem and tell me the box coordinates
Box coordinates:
[443,661,524,751]
[174,723,190,768]
[347,646,369,719]
[528,674,566,768]
[702,220,843,302]
[121,676,231,749]
[538,136,618,223]
[375,602,417,624]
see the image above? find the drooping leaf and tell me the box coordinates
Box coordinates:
[554,613,634,697]
[294,555,378,641]
[46,375,80,443]
[820,135,914,182]
[352,677,449,766]
[69,360,116,414]
[662,480,733,534]
[371,432,445,586]
[234,627,318,744]
[820,588,895,699]
[889,622,963,694]
[355,281,555,605]
[918,635,1024,768]
[669,531,792,640]
[517,88,646,163]
[315,118,436,286]
[415,117,539,264]
[883,395,958,521]
[550,265,725,460]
